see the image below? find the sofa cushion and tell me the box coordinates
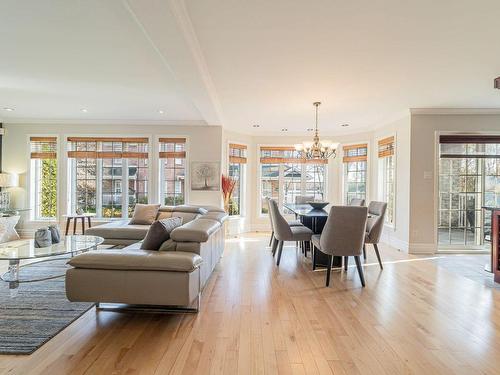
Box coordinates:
[129,204,161,225]
[174,205,208,215]
[172,212,201,224]
[198,212,228,223]
[86,220,150,240]
[156,211,173,221]
[68,249,202,272]
[170,219,220,243]
[158,238,177,251]
[140,217,182,250]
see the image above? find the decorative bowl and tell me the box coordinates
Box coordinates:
[307,201,329,210]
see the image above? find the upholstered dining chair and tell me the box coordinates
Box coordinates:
[266,197,302,250]
[268,199,313,266]
[349,198,365,206]
[295,195,315,204]
[364,201,387,269]
[311,206,368,287]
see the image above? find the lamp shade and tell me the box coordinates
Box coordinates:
[0,173,19,188]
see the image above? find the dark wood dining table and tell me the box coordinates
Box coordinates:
[283,203,343,268]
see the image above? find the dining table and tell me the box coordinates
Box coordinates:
[283,203,343,268]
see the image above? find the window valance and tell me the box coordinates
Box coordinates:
[30,136,57,159]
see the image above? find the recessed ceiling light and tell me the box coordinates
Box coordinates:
[3,107,14,112]
[252,124,260,128]
[80,108,88,113]
[307,128,313,131]
[281,128,288,132]
[341,123,349,127]
[158,110,165,114]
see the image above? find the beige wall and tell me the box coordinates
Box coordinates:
[2,123,223,235]
[409,113,500,253]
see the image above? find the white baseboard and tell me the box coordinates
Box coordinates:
[249,223,271,232]
[380,233,409,253]
[408,242,436,254]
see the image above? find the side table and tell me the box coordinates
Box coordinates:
[63,214,96,235]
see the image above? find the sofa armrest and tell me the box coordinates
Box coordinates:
[170,219,220,242]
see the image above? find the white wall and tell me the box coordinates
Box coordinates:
[3,120,416,252]
[409,112,500,254]
[2,123,223,235]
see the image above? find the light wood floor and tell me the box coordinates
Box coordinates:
[1,232,500,375]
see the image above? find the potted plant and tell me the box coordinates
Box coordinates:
[221,174,236,213]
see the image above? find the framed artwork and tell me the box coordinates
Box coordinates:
[191,161,220,191]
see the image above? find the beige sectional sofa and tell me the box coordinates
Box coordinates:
[65,205,227,312]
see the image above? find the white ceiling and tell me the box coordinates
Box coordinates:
[1,0,500,134]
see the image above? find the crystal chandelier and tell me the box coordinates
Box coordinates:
[295,102,339,160]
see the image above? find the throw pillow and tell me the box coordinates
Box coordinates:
[140,217,183,250]
[129,204,161,225]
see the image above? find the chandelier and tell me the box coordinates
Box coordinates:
[295,102,338,160]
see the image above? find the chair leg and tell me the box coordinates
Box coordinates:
[271,238,278,256]
[373,243,383,270]
[304,241,308,258]
[354,256,366,287]
[325,254,333,287]
[363,244,366,260]
[312,245,316,270]
[269,231,274,246]
[344,256,348,271]
[276,241,284,266]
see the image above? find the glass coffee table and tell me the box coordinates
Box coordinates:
[0,235,104,289]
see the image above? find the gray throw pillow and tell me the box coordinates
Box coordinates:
[140,217,183,250]
[129,204,161,225]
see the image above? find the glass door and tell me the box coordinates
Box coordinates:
[438,138,500,250]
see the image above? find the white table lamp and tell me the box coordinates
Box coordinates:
[0,173,19,209]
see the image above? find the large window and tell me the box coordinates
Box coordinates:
[438,135,500,247]
[343,143,368,204]
[30,137,58,219]
[68,137,149,218]
[259,146,327,214]
[378,136,395,225]
[159,138,186,206]
[228,143,247,216]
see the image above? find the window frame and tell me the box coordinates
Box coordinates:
[28,135,60,221]
[377,134,397,228]
[66,135,152,220]
[435,131,500,250]
[257,144,328,217]
[227,141,247,218]
[342,142,370,205]
[157,135,190,207]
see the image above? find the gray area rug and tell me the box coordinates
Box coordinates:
[0,258,94,355]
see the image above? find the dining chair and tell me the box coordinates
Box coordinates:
[311,206,368,287]
[295,195,315,204]
[268,199,313,266]
[266,197,303,253]
[349,198,365,206]
[364,201,387,269]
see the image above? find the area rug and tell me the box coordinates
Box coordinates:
[0,258,94,355]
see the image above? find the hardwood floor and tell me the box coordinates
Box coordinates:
[1,233,500,374]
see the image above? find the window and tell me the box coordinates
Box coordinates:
[378,136,395,225]
[159,138,186,206]
[68,137,149,218]
[30,137,57,219]
[259,146,327,214]
[228,143,247,216]
[343,143,368,204]
[438,135,500,247]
